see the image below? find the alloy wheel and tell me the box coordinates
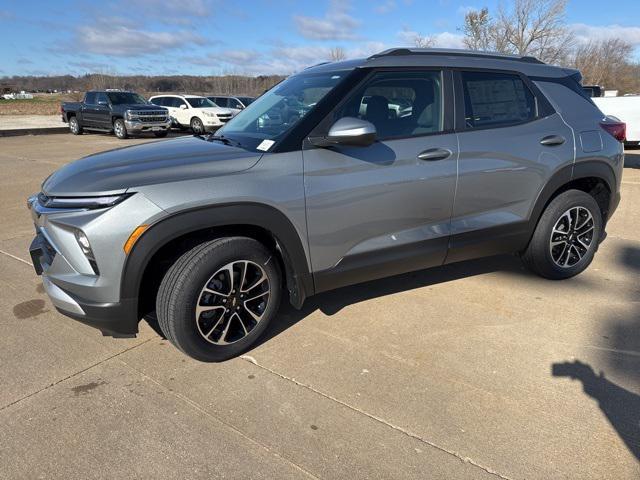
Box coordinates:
[195,260,270,345]
[549,206,595,268]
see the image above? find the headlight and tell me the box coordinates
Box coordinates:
[38,192,131,209]
[125,110,138,120]
[203,111,216,118]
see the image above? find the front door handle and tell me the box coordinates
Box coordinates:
[540,135,566,146]
[417,148,452,161]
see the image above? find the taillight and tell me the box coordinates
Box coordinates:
[600,121,626,142]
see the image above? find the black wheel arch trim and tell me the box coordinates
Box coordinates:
[120,202,313,326]
[527,160,617,243]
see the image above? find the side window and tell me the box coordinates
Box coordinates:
[174,98,187,108]
[334,70,443,139]
[216,97,227,107]
[461,71,537,129]
[95,92,109,105]
[228,98,242,109]
[151,97,166,106]
[84,92,97,104]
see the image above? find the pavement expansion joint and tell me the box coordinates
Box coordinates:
[240,355,514,480]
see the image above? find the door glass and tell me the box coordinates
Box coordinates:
[84,92,97,104]
[96,92,109,105]
[461,71,536,128]
[333,71,443,139]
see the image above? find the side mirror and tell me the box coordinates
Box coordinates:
[309,117,377,147]
[180,104,187,110]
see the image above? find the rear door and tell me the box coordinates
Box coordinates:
[449,69,575,262]
[304,69,459,291]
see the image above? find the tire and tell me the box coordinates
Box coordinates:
[154,130,168,138]
[156,237,282,362]
[69,116,83,135]
[522,189,602,279]
[190,117,205,135]
[113,118,128,139]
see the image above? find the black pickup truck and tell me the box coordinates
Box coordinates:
[61,90,171,139]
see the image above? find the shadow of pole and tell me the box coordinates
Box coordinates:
[552,360,640,461]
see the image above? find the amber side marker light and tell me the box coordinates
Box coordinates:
[123,225,149,254]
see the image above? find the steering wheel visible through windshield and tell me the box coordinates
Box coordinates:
[216,70,347,151]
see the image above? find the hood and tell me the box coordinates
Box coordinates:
[118,104,167,111]
[42,136,262,196]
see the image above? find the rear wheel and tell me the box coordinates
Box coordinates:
[190,117,205,135]
[156,237,282,362]
[113,118,128,139]
[69,116,82,135]
[522,189,602,279]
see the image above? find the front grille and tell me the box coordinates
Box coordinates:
[132,110,168,123]
[217,114,232,123]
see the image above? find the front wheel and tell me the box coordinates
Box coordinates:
[522,189,602,279]
[113,118,128,139]
[190,117,205,135]
[156,237,282,362]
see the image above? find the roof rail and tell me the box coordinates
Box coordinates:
[305,61,331,70]
[368,48,544,65]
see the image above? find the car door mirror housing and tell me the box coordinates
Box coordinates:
[180,104,187,110]
[309,117,377,147]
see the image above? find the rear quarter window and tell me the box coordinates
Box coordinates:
[461,71,536,129]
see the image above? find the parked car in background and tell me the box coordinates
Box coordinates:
[208,95,255,114]
[582,85,604,98]
[29,48,624,362]
[593,95,640,145]
[149,94,234,134]
[61,90,171,139]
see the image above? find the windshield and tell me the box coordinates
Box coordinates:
[107,92,147,105]
[217,71,347,150]
[186,97,217,108]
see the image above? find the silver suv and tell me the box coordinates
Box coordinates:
[28,49,624,361]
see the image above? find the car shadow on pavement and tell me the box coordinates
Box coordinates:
[257,253,533,347]
[552,244,640,463]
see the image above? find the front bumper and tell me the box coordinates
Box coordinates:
[26,193,165,337]
[124,118,171,132]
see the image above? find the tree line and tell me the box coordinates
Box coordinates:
[1,74,286,98]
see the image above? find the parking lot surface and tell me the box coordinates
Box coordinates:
[1,133,639,479]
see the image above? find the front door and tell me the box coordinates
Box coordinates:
[303,69,459,292]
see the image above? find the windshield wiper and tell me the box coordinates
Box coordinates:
[207,134,242,147]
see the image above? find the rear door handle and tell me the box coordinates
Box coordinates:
[417,148,452,161]
[540,135,565,146]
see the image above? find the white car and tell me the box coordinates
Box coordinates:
[148,94,234,134]
[593,95,640,145]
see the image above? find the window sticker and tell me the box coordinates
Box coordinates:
[256,139,275,151]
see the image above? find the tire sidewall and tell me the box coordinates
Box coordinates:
[536,191,602,278]
[114,119,127,139]
[190,117,204,134]
[69,117,80,134]
[163,239,281,362]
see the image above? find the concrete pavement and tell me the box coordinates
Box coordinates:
[0,133,638,479]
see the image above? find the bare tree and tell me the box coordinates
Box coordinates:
[462,0,573,63]
[571,38,635,91]
[329,47,346,61]
[413,33,435,48]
